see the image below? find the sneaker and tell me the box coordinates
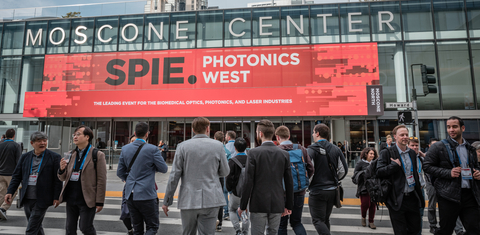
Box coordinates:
[361,218,366,227]
[235,230,242,235]
[0,208,7,220]
[430,226,438,234]
[127,229,133,235]
[223,215,229,221]
[216,225,222,232]
[368,222,376,229]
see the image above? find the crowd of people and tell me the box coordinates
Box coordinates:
[0,115,479,235]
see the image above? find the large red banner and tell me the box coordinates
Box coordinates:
[23,43,382,118]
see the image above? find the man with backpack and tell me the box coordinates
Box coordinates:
[307,123,347,235]
[424,116,480,235]
[226,137,250,235]
[117,122,168,235]
[58,125,107,235]
[376,125,424,235]
[275,126,314,235]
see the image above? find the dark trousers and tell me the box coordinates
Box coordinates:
[386,194,422,235]
[278,194,307,235]
[217,206,223,226]
[308,190,336,235]
[360,194,376,223]
[23,199,48,235]
[126,195,160,235]
[436,189,480,235]
[425,181,438,228]
[66,203,97,235]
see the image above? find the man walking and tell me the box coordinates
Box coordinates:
[0,129,22,220]
[307,124,348,235]
[117,122,168,235]
[223,130,236,221]
[4,132,62,234]
[162,117,230,235]
[424,116,480,235]
[377,125,425,235]
[276,126,314,235]
[239,119,294,235]
[58,125,107,235]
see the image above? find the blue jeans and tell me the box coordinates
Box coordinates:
[278,194,307,235]
[223,178,229,215]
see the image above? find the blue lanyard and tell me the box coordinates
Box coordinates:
[237,152,246,156]
[399,152,414,174]
[228,140,235,143]
[455,149,468,166]
[137,139,146,143]
[417,158,422,173]
[4,139,13,142]
[74,145,91,171]
[30,152,45,175]
[317,139,327,142]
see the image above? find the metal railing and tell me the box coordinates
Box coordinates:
[0,0,149,22]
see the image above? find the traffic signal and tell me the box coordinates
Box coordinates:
[421,65,437,95]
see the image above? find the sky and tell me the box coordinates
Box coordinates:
[2,0,351,10]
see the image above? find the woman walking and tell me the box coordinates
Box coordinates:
[352,147,378,229]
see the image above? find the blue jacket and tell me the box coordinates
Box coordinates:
[117,139,168,201]
[7,149,63,209]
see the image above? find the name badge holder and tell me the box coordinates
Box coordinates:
[400,154,415,187]
[28,153,44,186]
[457,149,473,180]
[69,145,91,182]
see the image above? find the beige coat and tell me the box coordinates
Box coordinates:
[58,146,107,208]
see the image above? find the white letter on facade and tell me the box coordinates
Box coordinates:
[378,11,395,31]
[49,27,65,45]
[259,16,273,36]
[74,26,87,45]
[286,15,303,35]
[121,23,139,42]
[317,14,332,34]
[229,18,246,37]
[148,22,163,41]
[98,25,113,43]
[176,20,188,40]
[348,12,363,32]
[26,29,42,46]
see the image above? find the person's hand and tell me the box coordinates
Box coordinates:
[238,208,245,216]
[4,194,12,205]
[60,158,67,171]
[281,208,292,217]
[451,167,461,178]
[391,158,401,166]
[96,206,103,213]
[53,200,60,208]
[418,151,425,158]
[473,169,480,180]
[162,205,169,216]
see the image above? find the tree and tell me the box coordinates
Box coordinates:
[62,12,81,18]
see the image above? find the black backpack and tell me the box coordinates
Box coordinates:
[364,157,391,205]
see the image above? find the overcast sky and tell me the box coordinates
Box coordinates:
[2,0,351,10]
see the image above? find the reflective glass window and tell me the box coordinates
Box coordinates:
[70,18,95,53]
[471,40,480,109]
[310,4,340,44]
[0,24,3,49]
[170,12,195,49]
[19,56,44,112]
[404,42,440,110]
[2,22,25,56]
[433,0,467,39]
[197,11,223,48]
[378,43,406,103]
[281,6,309,45]
[340,3,370,43]
[224,9,252,47]
[252,8,280,46]
[371,2,402,42]
[24,21,47,55]
[437,41,474,110]
[144,14,169,50]
[463,120,480,143]
[402,0,434,40]
[467,0,480,38]
[119,15,144,51]
[94,17,119,52]
[47,20,71,54]
[0,57,22,113]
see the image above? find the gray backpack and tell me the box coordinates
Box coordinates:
[231,157,246,197]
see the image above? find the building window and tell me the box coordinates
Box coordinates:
[19,56,44,112]
[144,14,170,50]
[170,12,196,49]
[224,9,252,47]
[47,20,71,54]
[2,22,25,56]
[24,21,47,55]
[94,17,119,52]
[70,18,95,53]
[433,0,467,39]
[371,1,402,42]
[467,0,480,38]
[402,0,434,40]
[378,42,405,103]
[0,57,22,113]
[310,4,340,44]
[119,15,144,51]
[197,11,223,48]
[471,40,480,109]
[281,6,309,45]
[340,3,370,43]
[252,8,280,46]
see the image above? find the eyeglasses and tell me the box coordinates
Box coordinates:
[409,137,418,140]
[72,133,84,138]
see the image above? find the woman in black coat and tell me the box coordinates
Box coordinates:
[352,147,378,229]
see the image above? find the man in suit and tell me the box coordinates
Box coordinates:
[58,125,107,235]
[162,117,230,235]
[4,132,62,235]
[238,119,294,235]
[117,122,168,235]
[376,125,425,235]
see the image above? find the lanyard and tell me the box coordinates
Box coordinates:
[417,157,422,173]
[74,145,91,171]
[237,152,246,156]
[228,140,235,143]
[399,152,414,175]
[455,148,468,166]
[4,139,13,142]
[30,152,45,175]
[317,139,327,142]
[137,139,146,143]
